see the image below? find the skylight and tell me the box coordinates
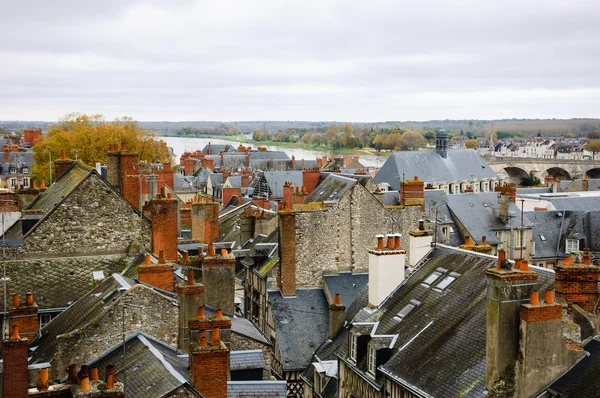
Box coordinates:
[421,267,447,287]
[393,299,421,321]
[434,272,461,291]
[540,235,546,242]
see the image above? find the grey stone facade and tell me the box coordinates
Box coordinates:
[10,173,151,258]
[54,285,178,377]
[293,184,423,287]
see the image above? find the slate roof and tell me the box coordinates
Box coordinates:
[341,246,554,398]
[30,273,135,364]
[268,288,329,371]
[174,173,207,192]
[230,349,266,371]
[227,380,287,397]
[323,272,368,307]
[203,307,271,346]
[261,171,303,198]
[424,189,463,246]
[546,196,600,211]
[27,161,94,213]
[545,337,600,397]
[0,151,34,176]
[374,149,498,191]
[87,332,197,398]
[0,254,132,313]
[202,143,235,154]
[446,192,523,246]
[516,187,552,195]
[303,174,358,203]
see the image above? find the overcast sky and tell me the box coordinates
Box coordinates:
[1,0,599,122]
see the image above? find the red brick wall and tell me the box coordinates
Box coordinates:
[555,264,599,312]
[180,206,192,230]
[138,264,175,292]
[9,307,39,342]
[2,338,29,398]
[222,187,241,206]
[278,211,296,296]
[183,158,195,176]
[400,177,424,207]
[151,198,179,261]
[302,170,320,194]
[53,159,75,180]
[23,129,42,146]
[283,184,293,208]
[120,153,140,208]
[520,304,562,322]
[190,344,229,398]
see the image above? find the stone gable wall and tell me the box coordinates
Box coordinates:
[54,285,178,379]
[230,332,273,380]
[12,173,151,258]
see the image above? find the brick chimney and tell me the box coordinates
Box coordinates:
[486,253,538,391]
[189,326,229,398]
[302,169,320,195]
[329,293,346,339]
[241,168,251,188]
[2,326,29,398]
[516,290,584,397]
[408,220,433,266]
[191,200,220,244]
[400,176,424,210]
[54,149,76,179]
[177,253,205,350]
[278,209,296,296]
[138,252,175,292]
[555,250,599,313]
[150,191,178,261]
[9,292,39,341]
[494,183,516,203]
[283,181,293,209]
[106,143,139,201]
[203,246,235,314]
[23,128,42,146]
[368,234,406,307]
[222,187,241,206]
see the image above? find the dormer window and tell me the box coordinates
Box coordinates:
[22,168,28,174]
[10,168,16,174]
[566,239,579,254]
[368,344,376,375]
[349,331,357,361]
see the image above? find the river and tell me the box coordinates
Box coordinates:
[160,136,384,168]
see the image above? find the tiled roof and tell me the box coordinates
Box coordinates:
[343,246,555,398]
[0,254,132,312]
[262,171,303,198]
[30,273,135,364]
[87,332,194,398]
[230,349,265,371]
[27,161,94,213]
[268,288,329,371]
[375,149,497,191]
[545,337,600,397]
[227,380,287,397]
[303,174,358,203]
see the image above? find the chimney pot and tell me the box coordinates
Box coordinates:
[26,291,33,306]
[37,368,49,391]
[183,251,190,263]
[208,243,215,257]
[497,249,506,268]
[216,309,223,318]
[482,236,487,245]
[519,259,529,271]
[80,376,90,391]
[418,219,425,230]
[198,330,207,347]
[197,306,205,319]
[211,327,221,346]
[40,179,46,189]
[465,236,472,246]
[387,234,394,249]
[221,249,228,257]
[334,293,341,305]
[167,193,173,199]
[121,142,127,152]
[394,233,401,249]
[11,293,19,308]
[530,291,540,306]
[90,367,99,381]
[9,325,20,340]
[187,269,195,285]
[159,250,166,264]
[582,248,591,265]
[564,255,573,265]
[105,366,115,389]
[67,364,78,385]
[60,149,66,160]
[376,234,384,249]
[414,176,418,181]
[545,290,554,304]
[145,254,151,265]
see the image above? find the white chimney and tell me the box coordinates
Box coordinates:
[409,220,433,267]
[368,234,406,307]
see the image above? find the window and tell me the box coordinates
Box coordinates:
[22,168,28,174]
[9,168,16,174]
[441,226,450,240]
[40,314,53,328]
[368,344,376,375]
[349,332,357,361]
[10,179,16,188]
[314,368,323,393]
[434,272,461,291]
[514,229,525,248]
[393,299,421,321]
[422,269,445,287]
[566,239,579,253]
[23,178,29,188]
[496,231,503,241]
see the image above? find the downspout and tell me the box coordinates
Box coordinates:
[555,211,566,257]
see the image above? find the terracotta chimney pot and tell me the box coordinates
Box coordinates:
[582,248,591,265]
[37,368,49,391]
[198,330,207,347]
[183,251,190,263]
[208,243,215,257]
[545,290,554,304]
[9,325,20,340]
[394,233,401,249]
[40,180,46,189]
[159,250,166,264]
[187,269,195,285]
[80,376,90,391]
[197,306,205,319]
[387,234,394,249]
[216,309,223,318]
[530,291,540,306]
[497,249,506,269]
[90,367,99,381]
[11,293,19,308]
[66,364,78,385]
[26,291,33,306]
[376,234,384,249]
[334,293,341,305]
[105,366,115,389]
[60,149,66,160]
[418,219,425,231]
[211,327,220,346]
[145,254,151,265]
[564,255,573,265]
[465,236,472,246]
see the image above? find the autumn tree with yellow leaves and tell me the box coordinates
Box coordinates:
[32,113,170,183]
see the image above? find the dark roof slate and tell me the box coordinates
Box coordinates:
[227,381,287,397]
[546,337,600,398]
[230,349,265,371]
[303,174,357,203]
[323,272,368,307]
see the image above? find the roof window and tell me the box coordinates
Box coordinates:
[540,235,546,242]
[434,272,461,291]
[393,299,421,321]
[421,267,447,288]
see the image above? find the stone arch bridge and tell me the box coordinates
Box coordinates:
[486,158,600,184]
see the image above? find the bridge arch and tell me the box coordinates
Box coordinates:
[504,167,529,185]
[586,168,600,179]
[544,167,572,180]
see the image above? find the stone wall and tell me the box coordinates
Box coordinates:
[293,184,424,287]
[54,285,178,378]
[230,332,273,380]
[10,173,151,258]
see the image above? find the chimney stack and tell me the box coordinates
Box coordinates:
[555,249,599,313]
[302,168,320,195]
[54,149,76,179]
[202,248,236,314]
[2,326,29,398]
[278,209,296,296]
[329,293,346,339]
[408,220,433,267]
[368,234,406,307]
[9,291,39,341]
[177,261,205,350]
[189,325,229,398]
[138,251,175,292]
[400,176,424,210]
[191,199,220,244]
[283,181,294,210]
[150,193,178,261]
